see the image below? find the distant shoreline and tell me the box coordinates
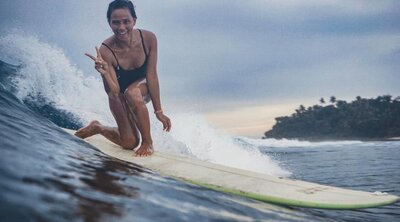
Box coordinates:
[264,95,400,141]
[386,137,400,141]
[264,136,400,142]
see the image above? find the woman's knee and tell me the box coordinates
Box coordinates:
[124,87,144,106]
[120,136,139,149]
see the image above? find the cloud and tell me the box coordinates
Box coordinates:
[143,0,400,103]
[1,0,398,136]
[1,0,399,109]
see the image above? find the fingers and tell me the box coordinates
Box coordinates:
[85,52,96,61]
[85,47,107,72]
[164,117,172,132]
[85,46,103,61]
[95,60,105,69]
[95,46,102,59]
[156,113,172,132]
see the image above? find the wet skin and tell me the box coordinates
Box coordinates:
[75,8,171,157]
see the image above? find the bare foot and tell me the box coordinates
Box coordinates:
[134,143,154,157]
[75,120,100,139]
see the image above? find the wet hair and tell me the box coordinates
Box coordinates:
[107,0,137,22]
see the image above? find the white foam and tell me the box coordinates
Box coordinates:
[0,33,113,125]
[0,33,290,177]
[238,137,363,148]
[151,113,291,177]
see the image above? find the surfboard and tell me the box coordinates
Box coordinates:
[63,128,399,209]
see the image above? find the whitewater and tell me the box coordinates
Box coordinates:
[1,33,399,222]
[0,33,293,176]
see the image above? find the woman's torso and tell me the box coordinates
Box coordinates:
[102,29,149,93]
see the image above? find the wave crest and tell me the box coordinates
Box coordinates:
[0,33,290,177]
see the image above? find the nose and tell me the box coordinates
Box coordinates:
[117,26,127,34]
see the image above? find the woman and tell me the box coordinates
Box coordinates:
[75,0,171,157]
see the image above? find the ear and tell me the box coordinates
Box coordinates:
[132,18,137,26]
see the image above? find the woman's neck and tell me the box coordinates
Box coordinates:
[113,30,135,50]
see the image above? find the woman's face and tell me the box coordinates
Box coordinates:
[109,8,136,41]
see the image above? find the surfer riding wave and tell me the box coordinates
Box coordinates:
[75,0,171,157]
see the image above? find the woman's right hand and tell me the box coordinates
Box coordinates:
[85,46,109,76]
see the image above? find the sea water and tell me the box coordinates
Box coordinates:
[0,34,399,222]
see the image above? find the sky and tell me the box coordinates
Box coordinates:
[0,0,399,137]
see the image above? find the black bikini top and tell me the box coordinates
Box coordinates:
[102,29,148,92]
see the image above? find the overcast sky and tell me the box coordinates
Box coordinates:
[1,0,399,137]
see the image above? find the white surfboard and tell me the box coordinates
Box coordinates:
[64,129,399,209]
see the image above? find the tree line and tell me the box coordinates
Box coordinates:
[264,95,400,140]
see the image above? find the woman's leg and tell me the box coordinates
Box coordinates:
[75,92,140,149]
[123,79,153,156]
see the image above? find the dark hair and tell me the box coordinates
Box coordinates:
[107,0,137,22]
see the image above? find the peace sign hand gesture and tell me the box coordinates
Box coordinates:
[85,46,109,76]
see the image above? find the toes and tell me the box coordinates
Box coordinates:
[133,146,153,157]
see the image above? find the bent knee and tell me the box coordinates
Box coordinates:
[124,87,144,105]
[120,137,139,149]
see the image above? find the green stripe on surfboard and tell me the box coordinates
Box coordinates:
[62,128,399,209]
[173,176,399,209]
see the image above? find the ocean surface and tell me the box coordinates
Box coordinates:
[1,34,399,222]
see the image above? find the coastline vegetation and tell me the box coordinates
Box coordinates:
[264,95,400,141]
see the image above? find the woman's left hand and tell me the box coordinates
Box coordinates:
[156,113,172,132]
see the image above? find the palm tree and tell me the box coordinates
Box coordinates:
[336,100,347,108]
[299,105,306,112]
[320,98,325,104]
[330,96,336,104]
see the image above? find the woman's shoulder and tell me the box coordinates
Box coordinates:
[102,36,115,46]
[99,36,116,56]
[139,29,157,51]
[98,36,116,63]
[139,29,157,41]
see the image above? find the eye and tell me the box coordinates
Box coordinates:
[123,19,131,25]
[111,20,121,25]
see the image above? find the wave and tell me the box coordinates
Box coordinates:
[0,33,112,127]
[237,137,363,148]
[0,33,290,177]
[161,113,290,176]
